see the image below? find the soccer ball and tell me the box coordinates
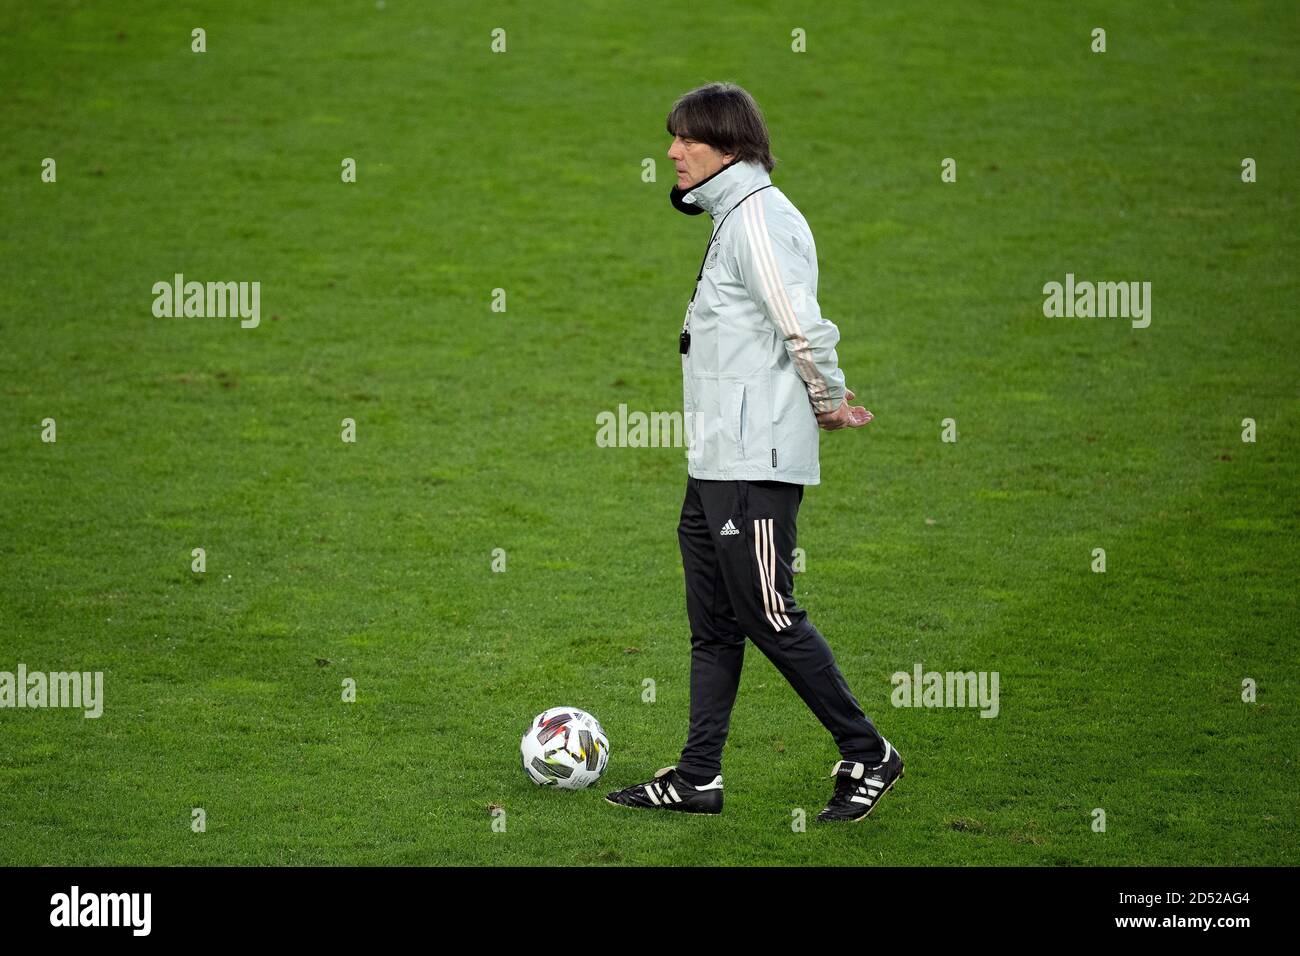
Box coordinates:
[520,707,610,789]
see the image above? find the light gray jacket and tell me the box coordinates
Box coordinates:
[678,160,846,485]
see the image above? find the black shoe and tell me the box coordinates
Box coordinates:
[604,766,723,814]
[816,739,904,822]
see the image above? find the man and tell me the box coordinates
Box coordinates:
[606,83,904,822]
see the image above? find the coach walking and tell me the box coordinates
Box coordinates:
[606,83,904,822]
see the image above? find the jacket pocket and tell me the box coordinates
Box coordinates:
[727,381,747,458]
[740,371,775,472]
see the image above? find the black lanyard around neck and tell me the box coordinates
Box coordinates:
[679,184,773,355]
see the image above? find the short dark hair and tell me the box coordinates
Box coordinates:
[666,82,776,172]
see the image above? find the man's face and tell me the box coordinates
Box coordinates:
[667,133,735,190]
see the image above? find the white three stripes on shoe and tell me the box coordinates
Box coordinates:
[849,781,883,805]
[644,781,684,805]
[753,517,792,631]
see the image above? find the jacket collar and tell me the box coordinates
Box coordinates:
[680,160,772,219]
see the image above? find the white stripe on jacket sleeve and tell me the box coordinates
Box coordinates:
[739,197,838,413]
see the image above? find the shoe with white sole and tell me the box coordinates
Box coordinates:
[816,740,904,822]
[604,765,723,814]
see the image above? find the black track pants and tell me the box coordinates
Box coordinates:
[675,476,886,779]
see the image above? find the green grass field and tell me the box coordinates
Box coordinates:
[1,0,1296,866]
